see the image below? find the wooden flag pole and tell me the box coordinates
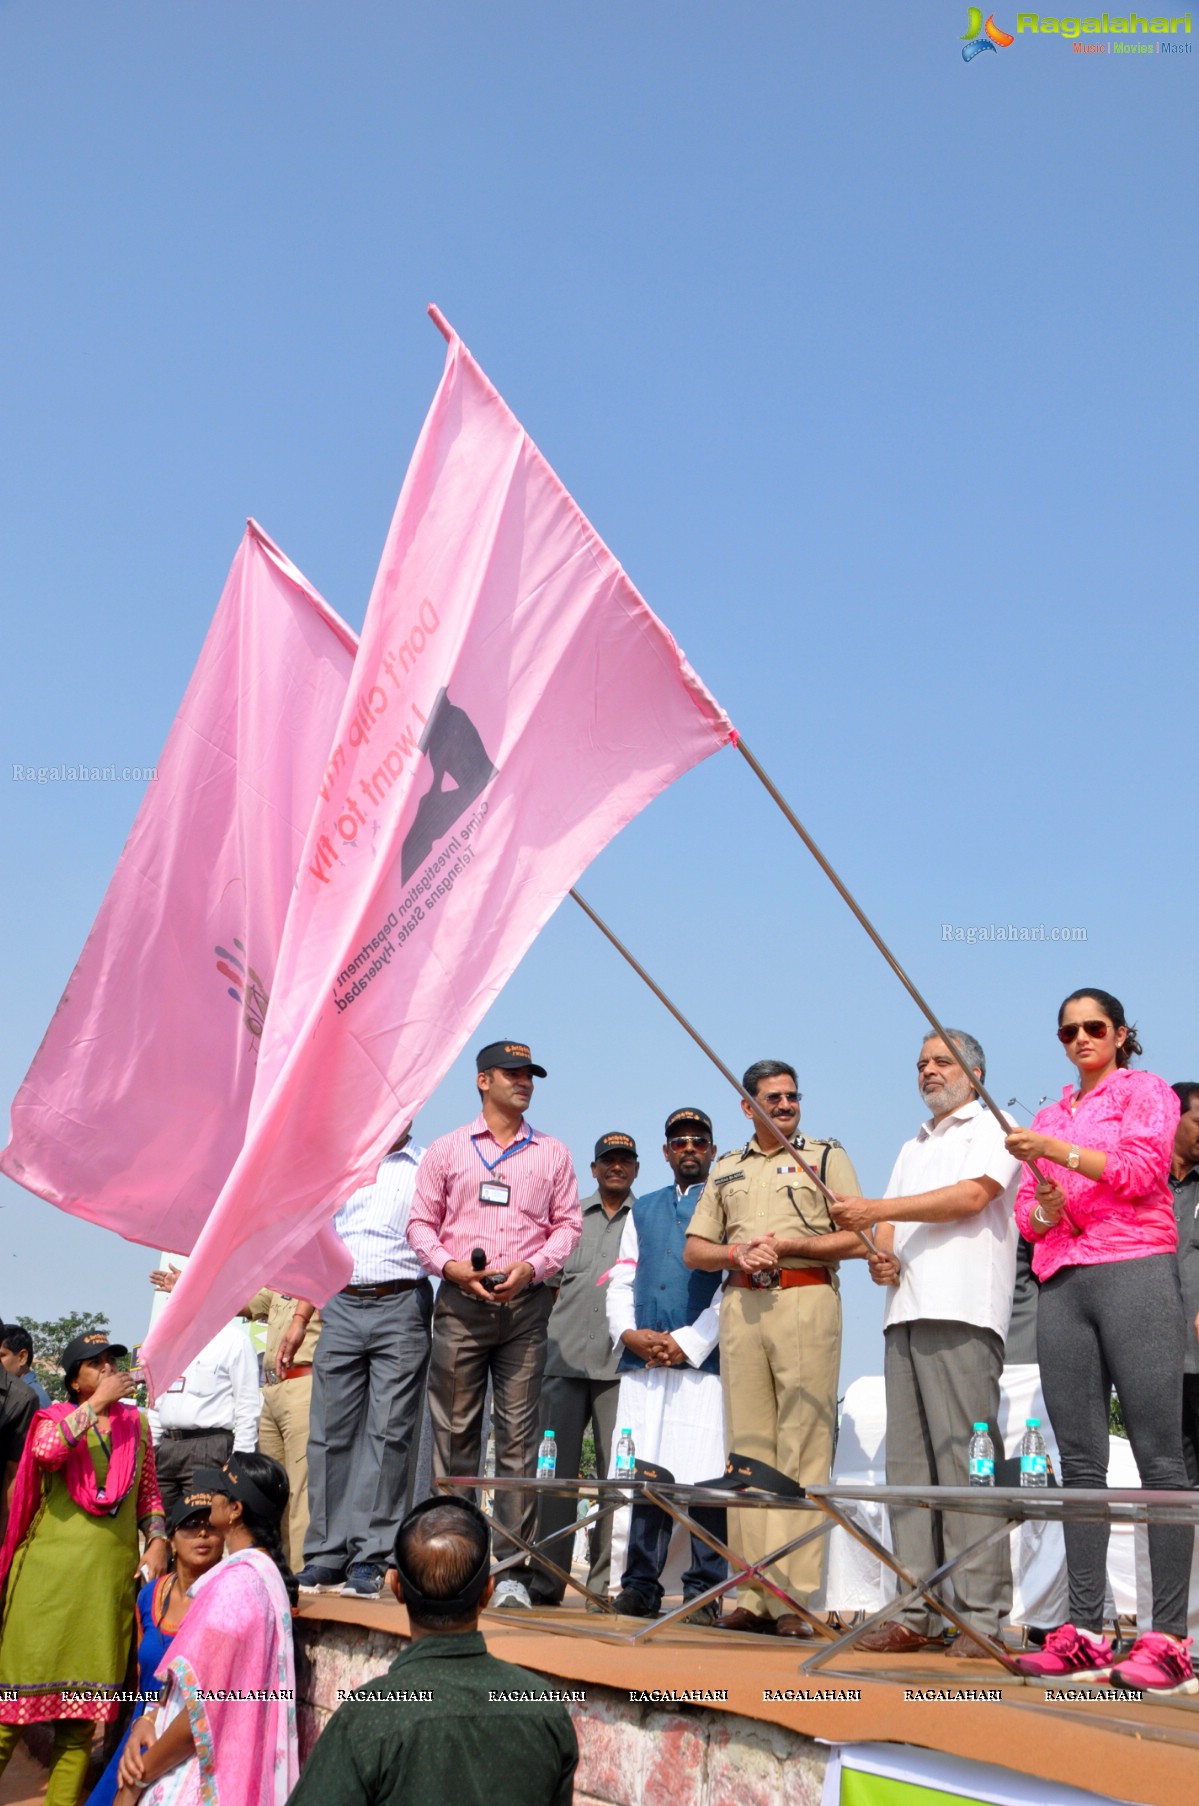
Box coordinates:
[569,888,875,1255]
[733,738,1048,1187]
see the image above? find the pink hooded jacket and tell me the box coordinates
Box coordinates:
[1015,1068,1180,1281]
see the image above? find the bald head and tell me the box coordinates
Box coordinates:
[392,1502,491,1631]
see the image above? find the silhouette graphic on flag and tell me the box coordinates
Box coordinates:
[401,689,498,881]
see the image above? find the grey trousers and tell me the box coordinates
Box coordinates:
[154,1428,233,1524]
[427,1282,554,1579]
[303,1282,432,1572]
[528,1373,621,1603]
[1038,1253,1191,1636]
[884,1319,1012,1636]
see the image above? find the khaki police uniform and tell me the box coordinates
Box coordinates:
[246,1287,322,1568]
[687,1132,861,1616]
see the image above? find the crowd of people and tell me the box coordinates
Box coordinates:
[0,993,1196,1801]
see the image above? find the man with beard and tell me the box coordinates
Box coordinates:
[605,1110,727,1625]
[685,1063,865,1636]
[831,1030,1020,1656]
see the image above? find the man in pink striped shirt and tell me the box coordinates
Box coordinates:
[408,1040,581,1609]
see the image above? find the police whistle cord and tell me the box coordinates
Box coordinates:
[732,738,1049,1191]
[568,888,875,1255]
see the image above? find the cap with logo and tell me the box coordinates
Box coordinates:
[61,1331,129,1383]
[166,1490,215,1536]
[190,1455,278,1524]
[594,1132,638,1161]
[664,1108,713,1139]
[694,1452,803,1497]
[475,1040,547,1078]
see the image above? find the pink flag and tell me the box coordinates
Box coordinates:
[1,523,358,1260]
[141,313,734,1393]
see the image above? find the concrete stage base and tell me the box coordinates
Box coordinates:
[295,1594,1199,1806]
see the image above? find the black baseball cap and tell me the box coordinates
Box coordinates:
[475,1040,547,1077]
[694,1452,803,1498]
[61,1332,128,1382]
[665,1108,713,1139]
[594,1132,638,1161]
[166,1490,214,1535]
[191,1455,281,1523]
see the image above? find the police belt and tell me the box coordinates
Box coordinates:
[728,1267,831,1291]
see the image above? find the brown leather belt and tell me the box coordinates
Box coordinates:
[340,1278,426,1298]
[729,1268,831,1291]
[278,1362,313,1382]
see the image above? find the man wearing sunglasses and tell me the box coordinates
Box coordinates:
[605,1109,728,1625]
[830,1030,1020,1657]
[685,1061,865,1636]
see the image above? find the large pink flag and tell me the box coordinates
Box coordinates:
[142,313,734,1393]
[1,523,359,1260]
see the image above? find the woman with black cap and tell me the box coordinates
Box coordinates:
[0,1331,167,1806]
[86,1488,224,1806]
[116,1452,298,1806]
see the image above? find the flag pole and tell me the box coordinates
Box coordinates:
[733,738,1048,1186]
[569,888,875,1255]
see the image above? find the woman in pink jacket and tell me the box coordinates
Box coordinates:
[1005,988,1192,1696]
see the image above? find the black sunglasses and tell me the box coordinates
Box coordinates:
[668,1135,712,1150]
[1057,1019,1112,1045]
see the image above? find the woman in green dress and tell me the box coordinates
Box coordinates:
[0,1331,168,1806]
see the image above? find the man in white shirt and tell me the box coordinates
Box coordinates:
[147,1317,261,1520]
[285,1126,433,1599]
[831,1029,1020,1656]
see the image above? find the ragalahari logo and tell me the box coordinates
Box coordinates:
[962,9,1016,57]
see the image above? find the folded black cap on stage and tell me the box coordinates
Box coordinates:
[594,1131,638,1160]
[694,1453,803,1498]
[475,1040,548,1077]
[633,1459,675,1484]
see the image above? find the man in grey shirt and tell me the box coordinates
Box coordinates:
[1170,1082,1199,1483]
[529,1133,638,1606]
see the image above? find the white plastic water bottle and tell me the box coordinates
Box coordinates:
[614,1427,636,1476]
[1019,1418,1048,1487]
[536,1430,557,1478]
[968,1422,995,1486]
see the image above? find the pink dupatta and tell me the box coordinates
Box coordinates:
[146,1547,297,1806]
[0,1399,142,1592]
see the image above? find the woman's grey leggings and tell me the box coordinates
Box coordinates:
[1037,1252,1191,1637]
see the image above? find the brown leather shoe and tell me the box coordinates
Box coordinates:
[719,1607,777,1634]
[856,1622,941,1653]
[775,1614,817,1641]
[952,1635,1003,1661]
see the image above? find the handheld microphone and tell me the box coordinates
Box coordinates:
[470,1247,502,1293]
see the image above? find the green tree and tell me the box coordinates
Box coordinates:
[17,1311,109,1403]
[1109,1389,1127,1439]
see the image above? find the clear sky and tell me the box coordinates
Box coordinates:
[1,4,1194,1392]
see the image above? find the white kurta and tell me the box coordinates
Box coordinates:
[604,1209,727,1588]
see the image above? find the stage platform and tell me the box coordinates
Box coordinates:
[293,1592,1198,1806]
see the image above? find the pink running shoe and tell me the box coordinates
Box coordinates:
[1013,1623,1113,1683]
[1109,1633,1198,1696]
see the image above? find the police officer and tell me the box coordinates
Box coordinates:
[684,1059,865,1636]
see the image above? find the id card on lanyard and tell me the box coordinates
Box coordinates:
[474,1130,533,1207]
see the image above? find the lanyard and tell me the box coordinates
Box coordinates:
[472,1129,534,1175]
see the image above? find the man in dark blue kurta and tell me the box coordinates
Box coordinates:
[605,1108,727,1623]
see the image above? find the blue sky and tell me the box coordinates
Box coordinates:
[1,4,1194,1391]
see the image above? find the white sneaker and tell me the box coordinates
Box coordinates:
[492,1578,532,1610]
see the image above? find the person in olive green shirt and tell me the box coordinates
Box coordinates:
[285,1499,578,1806]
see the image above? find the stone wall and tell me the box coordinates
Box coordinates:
[294,1619,828,1806]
